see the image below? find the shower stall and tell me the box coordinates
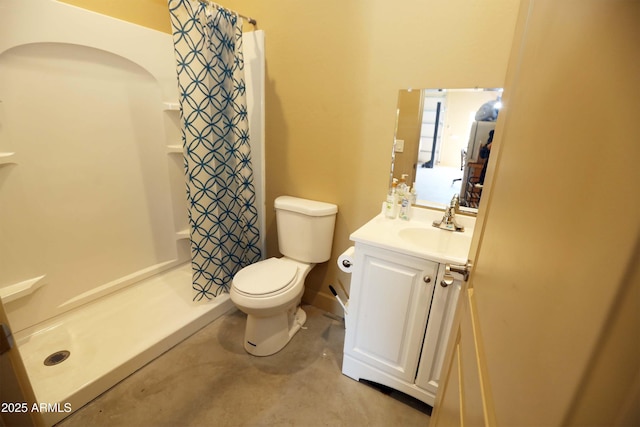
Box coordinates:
[0,1,264,425]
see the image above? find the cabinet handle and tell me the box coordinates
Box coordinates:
[441,274,454,287]
[423,275,431,284]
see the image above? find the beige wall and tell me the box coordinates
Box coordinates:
[59,0,520,314]
[60,0,172,33]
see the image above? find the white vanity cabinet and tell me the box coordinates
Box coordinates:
[414,264,462,397]
[343,244,438,384]
[342,211,468,407]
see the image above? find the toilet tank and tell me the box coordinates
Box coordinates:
[274,196,338,263]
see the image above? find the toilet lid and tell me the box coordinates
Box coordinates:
[233,258,298,295]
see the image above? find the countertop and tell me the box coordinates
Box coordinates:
[349,206,475,265]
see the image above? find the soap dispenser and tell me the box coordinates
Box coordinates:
[397,174,409,199]
[410,182,418,205]
[398,183,412,221]
[384,179,398,219]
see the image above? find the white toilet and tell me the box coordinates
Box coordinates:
[230,195,338,356]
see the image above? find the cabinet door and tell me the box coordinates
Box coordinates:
[345,246,437,382]
[415,264,463,394]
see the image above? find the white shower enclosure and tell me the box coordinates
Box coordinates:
[0,1,264,424]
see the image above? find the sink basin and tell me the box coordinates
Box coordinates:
[350,209,476,264]
[398,227,472,260]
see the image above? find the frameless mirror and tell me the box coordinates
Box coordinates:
[390,88,503,214]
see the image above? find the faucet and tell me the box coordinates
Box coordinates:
[432,194,465,232]
[450,193,461,214]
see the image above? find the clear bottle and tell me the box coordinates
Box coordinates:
[384,179,398,219]
[397,174,409,199]
[410,182,418,205]
[399,186,411,221]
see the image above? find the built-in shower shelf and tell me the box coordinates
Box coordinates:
[163,101,180,111]
[167,144,183,154]
[0,275,46,303]
[176,229,190,240]
[0,152,17,165]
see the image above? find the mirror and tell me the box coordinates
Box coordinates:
[391,88,502,214]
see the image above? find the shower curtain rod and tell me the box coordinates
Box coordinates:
[197,0,257,25]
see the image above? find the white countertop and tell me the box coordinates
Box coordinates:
[350,206,475,264]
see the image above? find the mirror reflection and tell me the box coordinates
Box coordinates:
[392,88,502,212]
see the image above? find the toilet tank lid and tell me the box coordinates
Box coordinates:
[275,196,338,216]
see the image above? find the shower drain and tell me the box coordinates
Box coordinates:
[44,350,70,366]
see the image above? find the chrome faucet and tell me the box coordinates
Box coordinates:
[432,194,465,232]
[450,194,461,214]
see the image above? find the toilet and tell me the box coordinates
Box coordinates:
[230,195,338,356]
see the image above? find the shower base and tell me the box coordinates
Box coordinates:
[13,263,234,426]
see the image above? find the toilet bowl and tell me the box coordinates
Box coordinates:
[230,257,313,356]
[230,196,338,356]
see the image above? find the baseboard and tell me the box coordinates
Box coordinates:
[303,290,345,319]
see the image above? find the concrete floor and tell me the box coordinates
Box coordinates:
[57,305,431,427]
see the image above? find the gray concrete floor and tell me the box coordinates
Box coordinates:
[56,305,431,427]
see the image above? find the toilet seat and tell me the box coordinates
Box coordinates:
[233,258,298,296]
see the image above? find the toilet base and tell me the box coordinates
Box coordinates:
[243,304,307,356]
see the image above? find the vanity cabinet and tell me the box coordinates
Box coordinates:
[414,264,462,396]
[342,242,463,406]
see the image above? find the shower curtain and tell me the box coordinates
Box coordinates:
[169,0,261,300]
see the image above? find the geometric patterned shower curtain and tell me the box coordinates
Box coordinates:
[168,0,261,301]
